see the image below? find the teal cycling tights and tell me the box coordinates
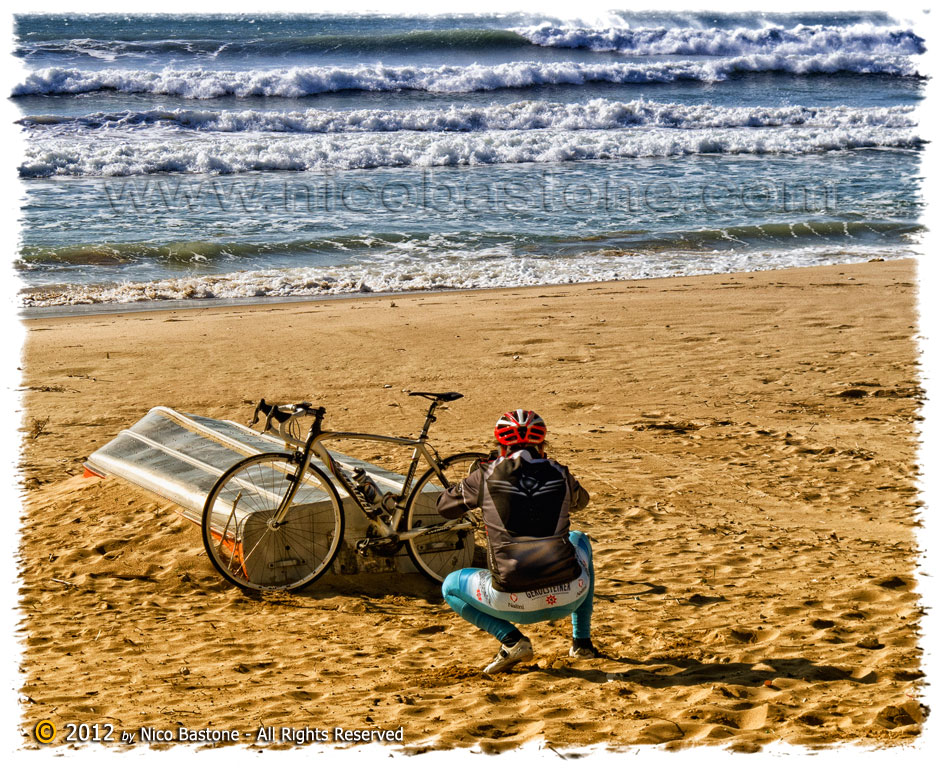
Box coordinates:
[442,531,594,643]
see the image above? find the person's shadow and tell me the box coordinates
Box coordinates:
[539,655,877,687]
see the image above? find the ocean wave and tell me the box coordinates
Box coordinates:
[15,20,923,61]
[12,55,923,99]
[19,123,922,177]
[18,101,918,135]
[19,243,914,308]
[18,222,921,268]
[516,23,925,57]
[18,236,428,265]
[15,29,532,60]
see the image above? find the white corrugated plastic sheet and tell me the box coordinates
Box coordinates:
[84,407,444,575]
[85,407,411,527]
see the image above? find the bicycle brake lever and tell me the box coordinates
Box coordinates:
[251,398,270,427]
[263,408,277,433]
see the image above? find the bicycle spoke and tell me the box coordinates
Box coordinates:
[202,453,344,592]
[404,453,488,582]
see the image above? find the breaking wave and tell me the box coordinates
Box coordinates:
[515,23,925,57]
[18,222,921,268]
[12,54,923,100]
[19,242,916,308]
[18,100,918,135]
[19,122,922,177]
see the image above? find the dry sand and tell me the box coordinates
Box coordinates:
[16,259,925,753]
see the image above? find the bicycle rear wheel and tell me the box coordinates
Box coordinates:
[403,452,488,583]
[201,452,344,592]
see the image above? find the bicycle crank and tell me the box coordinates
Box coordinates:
[355,535,402,557]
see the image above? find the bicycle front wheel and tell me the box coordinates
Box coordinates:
[404,452,489,583]
[201,452,344,592]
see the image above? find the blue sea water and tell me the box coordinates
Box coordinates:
[12,11,926,308]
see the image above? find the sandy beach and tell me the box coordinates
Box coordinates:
[16,259,925,752]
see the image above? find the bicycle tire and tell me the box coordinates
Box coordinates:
[201,452,344,592]
[403,452,489,583]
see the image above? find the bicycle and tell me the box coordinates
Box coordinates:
[200,391,488,592]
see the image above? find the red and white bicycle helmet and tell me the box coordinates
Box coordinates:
[494,409,547,447]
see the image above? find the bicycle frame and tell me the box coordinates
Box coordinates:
[201,393,486,591]
[272,406,474,542]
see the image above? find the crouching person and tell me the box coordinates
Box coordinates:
[438,409,598,673]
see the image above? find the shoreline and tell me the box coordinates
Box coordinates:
[18,254,911,320]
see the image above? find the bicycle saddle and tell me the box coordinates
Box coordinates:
[409,391,464,402]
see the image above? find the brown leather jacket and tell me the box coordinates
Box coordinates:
[437,446,589,591]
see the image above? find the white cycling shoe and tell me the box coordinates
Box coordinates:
[483,637,534,673]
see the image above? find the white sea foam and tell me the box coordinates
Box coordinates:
[18,101,918,135]
[11,54,922,100]
[19,245,914,308]
[516,23,925,57]
[19,122,922,177]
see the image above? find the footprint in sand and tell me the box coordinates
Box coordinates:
[874,703,924,729]
[810,619,836,630]
[875,576,910,590]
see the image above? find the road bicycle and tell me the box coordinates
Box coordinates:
[200,391,488,592]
